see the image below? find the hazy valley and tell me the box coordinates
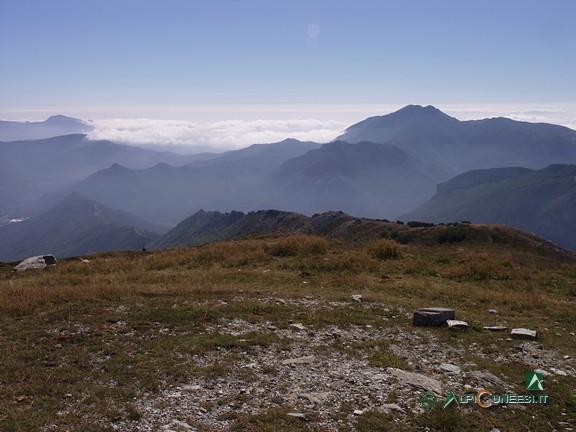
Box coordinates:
[2,105,576,260]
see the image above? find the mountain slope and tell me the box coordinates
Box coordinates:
[255,140,454,218]
[149,208,575,263]
[0,134,195,220]
[403,164,576,250]
[0,194,162,261]
[51,139,321,224]
[337,105,576,171]
[0,115,92,141]
[149,209,309,249]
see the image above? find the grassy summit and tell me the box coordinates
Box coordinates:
[0,232,574,431]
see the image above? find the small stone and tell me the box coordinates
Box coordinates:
[550,368,568,376]
[447,320,468,330]
[287,413,308,421]
[381,403,404,413]
[534,368,552,376]
[290,323,306,331]
[182,385,202,391]
[282,356,315,365]
[299,392,331,404]
[353,410,363,416]
[488,309,498,314]
[564,355,571,360]
[351,295,363,302]
[489,429,501,432]
[511,328,537,340]
[440,363,461,375]
[371,374,387,381]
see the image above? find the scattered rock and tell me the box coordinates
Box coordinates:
[468,371,507,388]
[287,412,308,421]
[13,255,57,272]
[353,409,364,416]
[80,258,90,263]
[370,374,387,381]
[484,326,508,332]
[534,368,552,377]
[282,355,315,365]
[440,363,461,375]
[388,367,443,395]
[381,403,404,413]
[412,307,455,327]
[290,323,306,331]
[181,385,202,391]
[549,368,568,376]
[299,392,331,404]
[447,320,469,330]
[511,328,537,340]
[488,309,498,314]
[351,294,363,303]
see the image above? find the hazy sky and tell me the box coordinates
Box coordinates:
[1,0,575,147]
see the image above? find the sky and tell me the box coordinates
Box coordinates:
[1,0,575,149]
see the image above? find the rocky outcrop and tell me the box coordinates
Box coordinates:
[13,254,57,272]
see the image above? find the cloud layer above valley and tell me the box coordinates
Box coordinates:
[87,118,345,153]
[82,104,576,154]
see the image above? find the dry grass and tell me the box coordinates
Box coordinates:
[0,234,575,431]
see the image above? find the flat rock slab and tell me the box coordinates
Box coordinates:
[413,307,455,327]
[13,255,57,272]
[440,363,461,375]
[387,367,443,395]
[447,320,469,330]
[511,328,537,340]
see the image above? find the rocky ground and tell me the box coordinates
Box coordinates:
[104,298,576,432]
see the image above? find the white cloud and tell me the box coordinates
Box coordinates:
[86,118,345,152]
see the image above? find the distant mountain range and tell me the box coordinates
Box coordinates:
[404,164,576,250]
[0,194,162,261]
[2,105,576,254]
[337,105,576,171]
[0,134,199,220]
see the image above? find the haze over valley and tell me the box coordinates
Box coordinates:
[2,105,576,260]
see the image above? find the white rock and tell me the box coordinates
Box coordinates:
[287,412,307,421]
[488,309,498,314]
[381,403,404,413]
[440,363,461,375]
[13,255,57,272]
[550,368,568,376]
[351,295,363,302]
[534,368,552,377]
[353,409,364,415]
[290,323,306,331]
[511,328,537,340]
[447,320,469,330]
